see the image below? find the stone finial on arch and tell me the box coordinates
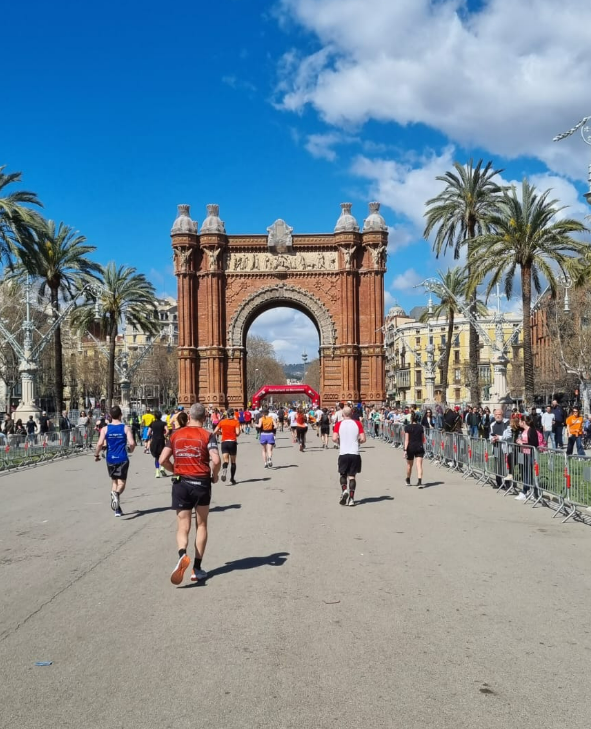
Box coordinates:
[227,284,336,349]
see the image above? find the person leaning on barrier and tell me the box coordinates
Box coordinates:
[59,410,72,448]
[489,409,512,489]
[443,406,462,433]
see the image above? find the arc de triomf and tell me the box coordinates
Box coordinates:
[171,201,388,408]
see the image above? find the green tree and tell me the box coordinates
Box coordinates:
[424,159,503,403]
[72,263,159,409]
[420,268,469,405]
[246,335,286,401]
[0,165,43,265]
[15,220,102,413]
[468,180,589,406]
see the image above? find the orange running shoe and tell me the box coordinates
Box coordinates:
[170,554,190,585]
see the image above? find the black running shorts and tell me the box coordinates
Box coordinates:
[172,476,212,510]
[107,461,129,481]
[221,441,237,456]
[320,426,330,435]
[338,454,362,476]
[406,448,425,461]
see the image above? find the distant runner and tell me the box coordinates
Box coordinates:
[94,405,136,517]
[215,409,240,484]
[257,407,276,468]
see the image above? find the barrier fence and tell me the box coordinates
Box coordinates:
[0,429,95,472]
[364,419,591,524]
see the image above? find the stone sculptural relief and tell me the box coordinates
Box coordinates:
[224,251,338,273]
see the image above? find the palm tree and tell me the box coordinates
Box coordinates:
[424,159,504,404]
[0,165,43,265]
[72,263,159,409]
[468,179,589,406]
[420,268,488,405]
[14,220,102,413]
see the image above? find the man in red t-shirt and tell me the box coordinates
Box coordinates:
[160,402,221,585]
[214,410,240,484]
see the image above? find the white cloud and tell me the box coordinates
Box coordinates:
[304,131,355,161]
[352,147,454,230]
[276,0,591,180]
[391,268,424,292]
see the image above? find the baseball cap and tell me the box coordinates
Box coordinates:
[454,406,460,411]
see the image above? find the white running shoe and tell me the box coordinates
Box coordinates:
[221,468,227,482]
[347,496,356,507]
[110,491,119,511]
[191,568,208,582]
[339,490,349,506]
[515,492,527,501]
[268,459,273,468]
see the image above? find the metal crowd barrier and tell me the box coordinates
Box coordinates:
[369,422,591,525]
[0,429,95,473]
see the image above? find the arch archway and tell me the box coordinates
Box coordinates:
[172,202,388,408]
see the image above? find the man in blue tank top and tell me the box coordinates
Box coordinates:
[94,405,136,516]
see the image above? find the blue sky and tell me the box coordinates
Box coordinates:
[3,0,591,362]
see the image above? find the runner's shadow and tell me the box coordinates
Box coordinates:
[238,477,272,484]
[272,465,299,470]
[421,481,445,488]
[355,496,395,505]
[210,504,241,512]
[123,506,171,520]
[178,552,290,588]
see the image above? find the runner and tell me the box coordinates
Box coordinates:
[160,403,221,585]
[149,410,168,478]
[94,405,136,516]
[243,407,252,435]
[332,406,366,506]
[295,407,308,451]
[277,406,285,432]
[238,408,246,433]
[141,408,155,453]
[257,407,276,468]
[288,407,298,442]
[319,407,331,449]
[404,412,426,487]
[214,409,240,484]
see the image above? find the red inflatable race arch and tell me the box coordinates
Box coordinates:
[251,384,320,408]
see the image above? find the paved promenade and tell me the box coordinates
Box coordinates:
[2,429,591,729]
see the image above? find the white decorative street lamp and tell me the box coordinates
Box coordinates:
[0,277,103,420]
[553,115,591,205]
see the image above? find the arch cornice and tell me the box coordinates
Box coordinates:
[227,283,336,350]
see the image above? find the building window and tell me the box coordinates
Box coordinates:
[454,350,460,364]
[415,370,422,386]
[440,335,446,347]
[416,389,422,402]
[454,368,461,382]
[454,388,461,401]
[415,336,421,347]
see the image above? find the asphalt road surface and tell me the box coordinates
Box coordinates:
[2,429,591,729]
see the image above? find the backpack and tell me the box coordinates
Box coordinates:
[320,413,330,427]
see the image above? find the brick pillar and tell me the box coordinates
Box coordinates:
[335,231,361,402]
[171,205,199,406]
[199,205,228,407]
[360,211,388,404]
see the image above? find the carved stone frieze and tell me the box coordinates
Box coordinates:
[224,250,337,273]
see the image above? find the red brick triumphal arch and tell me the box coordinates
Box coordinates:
[171,202,388,409]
